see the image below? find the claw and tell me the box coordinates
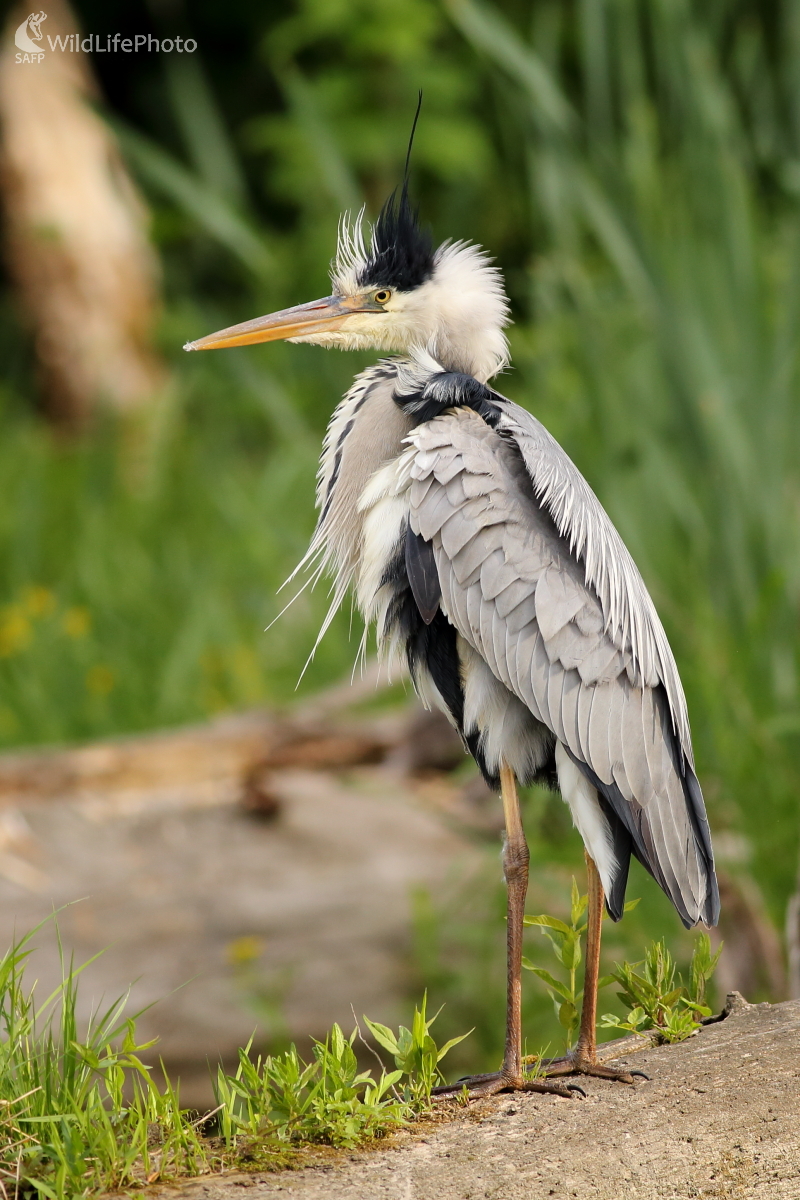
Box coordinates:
[567,1083,587,1097]
[629,1069,649,1080]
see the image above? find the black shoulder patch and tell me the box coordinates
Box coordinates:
[394,370,504,428]
[357,183,435,292]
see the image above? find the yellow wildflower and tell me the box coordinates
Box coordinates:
[0,606,32,657]
[63,607,91,638]
[86,664,115,696]
[226,936,263,966]
[22,586,56,618]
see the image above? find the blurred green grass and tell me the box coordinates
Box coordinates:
[1,0,799,1056]
[0,342,364,743]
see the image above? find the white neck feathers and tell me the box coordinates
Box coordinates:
[414,241,510,382]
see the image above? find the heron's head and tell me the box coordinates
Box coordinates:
[184,187,510,383]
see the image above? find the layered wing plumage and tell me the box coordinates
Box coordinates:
[405,402,718,928]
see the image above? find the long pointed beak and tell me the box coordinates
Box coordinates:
[183,295,367,351]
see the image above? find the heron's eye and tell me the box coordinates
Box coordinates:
[373,290,391,304]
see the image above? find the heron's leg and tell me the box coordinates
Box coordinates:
[499,761,531,1083]
[542,853,643,1084]
[432,766,581,1101]
[576,848,603,1062]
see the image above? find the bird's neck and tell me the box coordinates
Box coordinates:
[424,321,508,384]
[408,241,510,383]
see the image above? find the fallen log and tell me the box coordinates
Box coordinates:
[0,679,485,1108]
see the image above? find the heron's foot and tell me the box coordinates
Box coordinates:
[431,1069,585,1101]
[536,1051,649,1085]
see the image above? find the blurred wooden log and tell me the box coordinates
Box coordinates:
[0,660,421,817]
[0,708,401,816]
[0,0,165,426]
[0,709,283,815]
[0,691,484,1108]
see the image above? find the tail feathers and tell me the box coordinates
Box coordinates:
[603,817,631,921]
[568,748,719,929]
[684,764,720,926]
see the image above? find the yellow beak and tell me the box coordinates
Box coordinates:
[183,294,372,351]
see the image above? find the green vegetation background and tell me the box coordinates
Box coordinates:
[1,0,799,1064]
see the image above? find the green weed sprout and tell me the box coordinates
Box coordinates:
[213,995,471,1151]
[600,934,722,1043]
[214,1023,407,1150]
[522,878,638,1049]
[363,993,471,1104]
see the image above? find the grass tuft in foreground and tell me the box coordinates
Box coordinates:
[0,920,465,1198]
[0,919,213,1197]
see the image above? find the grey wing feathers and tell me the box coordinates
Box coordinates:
[406,406,718,928]
[495,399,692,752]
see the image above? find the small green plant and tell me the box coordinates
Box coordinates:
[363,993,472,1104]
[215,984,472,1152]
[600,934,722,1044]
[522,879,638,1049]
[214,994,470,1151]
[215,1024,406,1151]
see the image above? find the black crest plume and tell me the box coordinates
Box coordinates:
[357,93,435,292]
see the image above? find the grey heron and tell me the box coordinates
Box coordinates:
[185,179,719,1099]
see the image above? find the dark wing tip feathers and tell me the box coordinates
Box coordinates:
[685,763,721,925]
[405,526,441,624]
[357,182,435,292]
[567,743,719,928]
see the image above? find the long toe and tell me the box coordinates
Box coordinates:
[539,1054,643,1085]
[520,1079,585,1098]
[432,1071,582,1101]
